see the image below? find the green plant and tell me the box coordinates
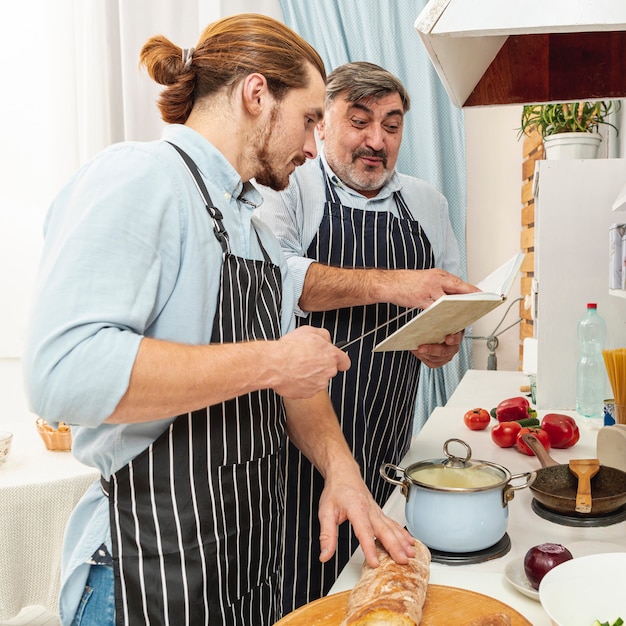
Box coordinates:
[517,101,620,140]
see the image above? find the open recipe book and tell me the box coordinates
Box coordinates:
[373,253,524,352]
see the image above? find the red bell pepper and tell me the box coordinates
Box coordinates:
[540,413,580,449]
[496,396,536,422]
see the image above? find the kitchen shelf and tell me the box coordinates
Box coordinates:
[609,289,626,299]
[414,0,626,107]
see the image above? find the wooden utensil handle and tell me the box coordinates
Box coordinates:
[574,474,593,513]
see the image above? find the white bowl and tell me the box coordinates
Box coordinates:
[539,552,626,626]
[0,431,13,463]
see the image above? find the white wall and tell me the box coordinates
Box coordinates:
[464,105,525,371]
[0,2,49,358]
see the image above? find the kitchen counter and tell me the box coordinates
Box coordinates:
[329,370,624,624]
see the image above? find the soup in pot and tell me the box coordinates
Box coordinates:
[409,465,502,489]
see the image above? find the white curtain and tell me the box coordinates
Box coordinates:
[0,0,278,358]
[49,0,283,158]
[8,0,283,205]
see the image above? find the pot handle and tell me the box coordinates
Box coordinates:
[502,471,536,507]
[379,463,410,500]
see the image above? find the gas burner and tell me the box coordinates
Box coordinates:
[428,533,511,565]
[531,498,626,527]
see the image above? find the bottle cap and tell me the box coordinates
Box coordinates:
[587,303,597,309]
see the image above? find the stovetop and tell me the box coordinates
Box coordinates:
[428,533,511,565]
[531,498,626,527]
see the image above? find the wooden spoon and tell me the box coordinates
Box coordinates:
[569,459,600,513]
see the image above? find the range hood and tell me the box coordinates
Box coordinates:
[415,0,626,108]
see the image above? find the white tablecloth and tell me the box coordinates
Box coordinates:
[0,359,99,622]
[330,370,625,625]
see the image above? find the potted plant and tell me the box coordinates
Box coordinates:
[517,101,620,159]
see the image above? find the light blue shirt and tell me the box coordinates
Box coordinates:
[255,152,461,316]
[22,124,295,624]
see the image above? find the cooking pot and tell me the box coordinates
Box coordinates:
[380,438,534,553]
[522,433,626,516]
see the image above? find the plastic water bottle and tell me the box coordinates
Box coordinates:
[576,303,607,418]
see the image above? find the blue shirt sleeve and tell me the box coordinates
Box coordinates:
[22,143,184,426]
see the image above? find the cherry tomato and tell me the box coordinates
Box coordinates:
[516,427,551,455]
[491,421,522,448]
[463,408,490,430]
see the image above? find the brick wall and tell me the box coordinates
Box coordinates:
[519,129,543,366]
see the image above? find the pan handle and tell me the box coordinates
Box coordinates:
[521,433,560,467]
[502,471,536,506]
[379,463,410,500]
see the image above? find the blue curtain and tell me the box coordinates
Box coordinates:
[279,0,471,431]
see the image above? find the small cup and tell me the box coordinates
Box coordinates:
[604,399,616,426]
[0,431,13,463]
[529,374,537,405]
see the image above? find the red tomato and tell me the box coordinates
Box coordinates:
[516,427,551,455]
[491,421,522,447]
[463,408,490,430]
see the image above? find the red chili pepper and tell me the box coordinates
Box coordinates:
[496,396,533,422]
[540,413,580,448]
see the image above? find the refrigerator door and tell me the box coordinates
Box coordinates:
[534,158,626,410]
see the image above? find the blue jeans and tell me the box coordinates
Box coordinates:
[70,564,115,626]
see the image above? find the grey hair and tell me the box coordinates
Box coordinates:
[325,61,410,112]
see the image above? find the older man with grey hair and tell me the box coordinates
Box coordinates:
[256,61,476,613]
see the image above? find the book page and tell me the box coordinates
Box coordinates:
[373,297,505,351]
[372,253,523,352]
[476,252,524,295]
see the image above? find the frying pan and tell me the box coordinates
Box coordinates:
[522,433,626,516]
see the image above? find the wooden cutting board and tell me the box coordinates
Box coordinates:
[274,585,532,625]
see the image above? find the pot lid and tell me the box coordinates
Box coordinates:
[408,439,508,490]
[440,438,478,469]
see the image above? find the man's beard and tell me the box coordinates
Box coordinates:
[254,107,305,191]
[255,152,304,191]
[325,144,392,192]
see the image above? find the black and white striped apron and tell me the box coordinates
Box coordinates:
[281,163,435,613]
[106,145,285,625]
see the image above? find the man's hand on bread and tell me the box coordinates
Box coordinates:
[317,462,416,568]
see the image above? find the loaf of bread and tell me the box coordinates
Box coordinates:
[341,539,431,625]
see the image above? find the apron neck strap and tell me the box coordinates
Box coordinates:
[168,141,230,252]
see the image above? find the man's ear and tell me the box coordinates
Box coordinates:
[316,119,326,140]
[241,73,268,116]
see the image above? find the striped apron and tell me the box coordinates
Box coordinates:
[106,145,285,625]
[281,163,435,613]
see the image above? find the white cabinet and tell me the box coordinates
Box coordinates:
[533,159,626,410]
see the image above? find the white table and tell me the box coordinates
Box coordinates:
[0,359,99,622]
[329,370,625,624]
